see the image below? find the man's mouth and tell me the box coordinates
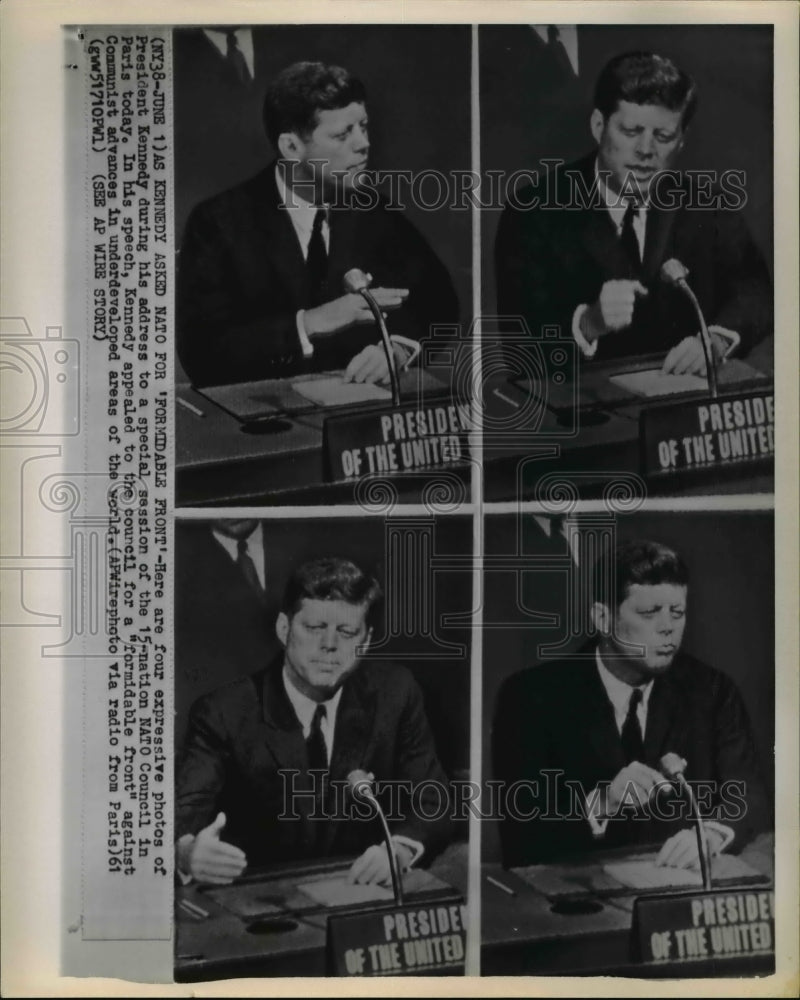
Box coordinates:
[654,645,676,655]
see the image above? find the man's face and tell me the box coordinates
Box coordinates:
[605,582,688,678]
[292,102,370,194]
[591,100,685,199]
[277,597,371,701]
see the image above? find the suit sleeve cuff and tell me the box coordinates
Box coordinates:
[708,325,740,361]
[297,310,315,358]
[573,304,598,358]
[176,834,195,885]
[390,336,420,371]
[392,835,424,869]
[585,786,609,838]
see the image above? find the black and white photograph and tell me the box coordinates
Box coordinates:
[0,3,797,996]
[173,25,474,507]
[480,508,775,976]
[173,516,471,979]
[479,25,775,500]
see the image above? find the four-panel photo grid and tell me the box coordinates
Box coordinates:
[172,23,778,981]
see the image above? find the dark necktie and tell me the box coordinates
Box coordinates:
[620,687,645,763]
[306,208,328,306]
[236,538,264,599]
[225,30,251,85]
[306,703,328,773]
[546,25,575,78]
[620,200,642,272]
[306,704,328,846]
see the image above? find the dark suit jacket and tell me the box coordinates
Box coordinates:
[173,28,272,239]
[177,165,459,386]
[175,523,276,749]
[176,658,454,868]
[495,155,772,365]
[492,648,771,868]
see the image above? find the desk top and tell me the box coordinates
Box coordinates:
[480,833,775,977]
[175,843,468,981]
[175,354,774,506]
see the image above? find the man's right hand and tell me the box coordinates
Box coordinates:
[602,761,669,816]
[581,279,648,342]
[179,812,247,885]
[304,289,409,338]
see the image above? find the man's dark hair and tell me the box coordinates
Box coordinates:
[282,556,382,626]
[594,51,698,128]
[592,539,689,613]
[263,61,367,147]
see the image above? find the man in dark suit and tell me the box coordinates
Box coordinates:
[177,60,458,388]
[175,520,275,748]
[493,539,770,869]
[495,51,772,376]
[176,556,453,885]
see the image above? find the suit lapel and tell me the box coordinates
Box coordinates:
[572,656,628,776]
[259,659,307,774]
[581,202,636,281]
[641,204,678,285]
[327,205,360,292]
[252,166,309,306]
[323,667,377,853]
[644,669,688,765]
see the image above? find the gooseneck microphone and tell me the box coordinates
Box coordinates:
[660,259,719,399]
[343,269,401,408]
[660,752,712,890]
[347,769,404,905]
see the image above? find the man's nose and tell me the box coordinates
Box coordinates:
[635,132,656,158]
[320,628,340,650]
[352,125,369,153]
[656,613,675,633]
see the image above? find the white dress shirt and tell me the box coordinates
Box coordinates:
[274,165,421,368]
[586,649,733,851]
[282,667,342,763]
[282,667,424,868]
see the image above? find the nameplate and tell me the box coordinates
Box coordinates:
[640,390,774,478]
[632,889,775,965]
[324,401,471,481]
[327,900,467,976]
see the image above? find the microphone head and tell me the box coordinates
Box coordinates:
[343,268,371,293]
[660,258,689,285]
[660,752,688,780]
[347,769,376,801]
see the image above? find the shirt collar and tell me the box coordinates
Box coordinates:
[275,163,327,225]
[202,28,255,77]
[595,646,654,717]
[211,523,262,562]
[282,665,343,731]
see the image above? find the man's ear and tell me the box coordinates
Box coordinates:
[591,601,612,635]
[590,108,606,146]
[277,131,303,161]
[275,611,289,647]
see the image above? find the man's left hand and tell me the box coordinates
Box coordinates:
[662,333,727,376]
[343,343,408,385]
[655,827,727,870]
[347,841,414,885]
